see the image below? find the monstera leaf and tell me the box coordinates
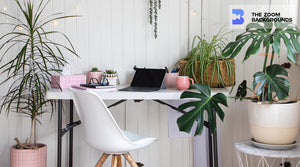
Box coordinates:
[177,84,228,136]
[223,21,300,64]
[253,64,289,101]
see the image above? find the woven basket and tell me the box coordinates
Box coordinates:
[179,59,235,88]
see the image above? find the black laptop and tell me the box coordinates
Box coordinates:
[119,67,167,92]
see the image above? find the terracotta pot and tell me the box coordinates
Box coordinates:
[178,59,235,88]
[248,102,300,145]
[10,143,47,167]
[86,71,103,84]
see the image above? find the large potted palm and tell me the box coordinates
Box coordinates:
[223,20,300,145]
[0,0,78,166]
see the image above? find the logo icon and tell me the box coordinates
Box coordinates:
[232,9,244,25]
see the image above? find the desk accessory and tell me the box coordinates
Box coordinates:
[119,66,167,92]
[51,75,86,89]
[86,67,103,84]
[164,72,179,88]
[104,70,119,86]
[176,76,194,90]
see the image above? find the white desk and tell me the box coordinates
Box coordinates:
[47,85,227,167]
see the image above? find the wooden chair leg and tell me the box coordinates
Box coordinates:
[111,155,118,167]
[117,155,122,167]
[95,153,110,167]
[123,153,138,167]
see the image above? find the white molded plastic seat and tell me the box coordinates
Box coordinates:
[68,87,157,156]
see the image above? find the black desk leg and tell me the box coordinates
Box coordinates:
[58,100,62,167]
[208,128,213,167]
[213,129,218,167]
[69,100,74,167]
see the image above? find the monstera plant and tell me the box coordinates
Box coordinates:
[222,20,300,145]
[0,0,78,166]
[177,84,228,135]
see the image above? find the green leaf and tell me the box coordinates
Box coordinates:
[235,80,247,101]
[252,64,289,101]
[177,84,228,136]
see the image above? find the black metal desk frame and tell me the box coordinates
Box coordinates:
[57,99,219,167]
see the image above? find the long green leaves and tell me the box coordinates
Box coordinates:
[177,84,228,135]
[0,0,78,145]
[181,29,234,87]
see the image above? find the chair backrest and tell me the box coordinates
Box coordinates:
[68,88,133,153]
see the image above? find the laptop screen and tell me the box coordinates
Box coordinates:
[130,68,166,88]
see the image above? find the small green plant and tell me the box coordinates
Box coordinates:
[105,70,117,74]
[149,0,161,38]
[91,67,99,72]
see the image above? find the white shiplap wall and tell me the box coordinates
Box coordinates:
[0,0,299,167]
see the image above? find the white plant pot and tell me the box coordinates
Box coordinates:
[248,101,300,145]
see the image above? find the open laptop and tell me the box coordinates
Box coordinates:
[119,68,167,92]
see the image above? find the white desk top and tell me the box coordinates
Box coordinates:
[46,85,229,100]
[235,141,300,158]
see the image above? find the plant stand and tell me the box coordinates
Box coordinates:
[235,141,300,167]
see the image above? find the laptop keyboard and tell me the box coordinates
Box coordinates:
[119,87,160,92]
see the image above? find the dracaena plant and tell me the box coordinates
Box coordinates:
[177,84,228,135]
[222,20,300,102]
[0,0,78,148]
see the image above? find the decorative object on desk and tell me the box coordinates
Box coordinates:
[177,84,228,135]
[104,70,119,86]
[149,0,161,38]
[223,20,300,145]
[51,75,86,89]
[86,67,103,84]
[0,0,78,166]
[164,72,179,88]
[176,76,194,90]
[178,29,235,88]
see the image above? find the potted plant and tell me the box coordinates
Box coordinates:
[178,29,235,88]
[104,70,119,86]
[0,0,78,166]
[86,67,103,84]
[222,20,300,145]
[176,84,228,136]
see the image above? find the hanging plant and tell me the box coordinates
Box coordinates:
[149,0,161,38]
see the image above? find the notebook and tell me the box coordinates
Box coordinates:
[119,67,167,92]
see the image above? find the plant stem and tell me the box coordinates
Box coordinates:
[263,45,270,73]
[269,51,275,66]
[29,120,34,144]
[34,116,37,146]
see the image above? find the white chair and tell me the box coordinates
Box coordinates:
[68,88,157,167]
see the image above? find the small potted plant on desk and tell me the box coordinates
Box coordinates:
[178,29,235,88]
[104,70,119,86]
[222,20,300,145]
[0,0,78,166]
[86,67,103,84]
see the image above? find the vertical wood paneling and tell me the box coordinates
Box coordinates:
[0,0,299,167]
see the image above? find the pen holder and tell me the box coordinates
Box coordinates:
[164,72,179,88]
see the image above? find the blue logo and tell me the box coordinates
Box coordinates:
[232,9,244,25]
